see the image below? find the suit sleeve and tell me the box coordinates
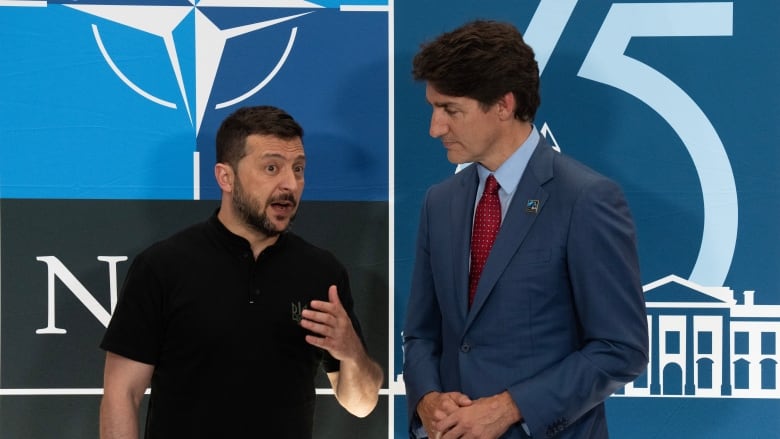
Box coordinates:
[510,177,649,437]
[402,188,444,437]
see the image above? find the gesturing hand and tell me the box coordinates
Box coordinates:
[300,285,363,361]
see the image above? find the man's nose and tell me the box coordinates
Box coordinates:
[429,111,448,138]
[279,167,301,191]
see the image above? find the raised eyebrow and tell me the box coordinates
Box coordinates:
[260,152,306,161]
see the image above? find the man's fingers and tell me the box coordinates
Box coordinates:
[328,285,341,305]
[306,285,342,314]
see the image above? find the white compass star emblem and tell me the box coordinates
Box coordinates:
[62,0,324,134]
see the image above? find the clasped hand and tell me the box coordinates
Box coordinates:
[417,391,520,439]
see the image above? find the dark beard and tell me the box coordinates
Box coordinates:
[233,179,296,237]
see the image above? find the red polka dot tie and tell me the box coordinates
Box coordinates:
[468,174,501,308]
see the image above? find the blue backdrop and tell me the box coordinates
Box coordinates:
[393,1,780,438]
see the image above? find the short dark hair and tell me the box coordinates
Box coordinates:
[216,105,304,169]
[412,19,540,122]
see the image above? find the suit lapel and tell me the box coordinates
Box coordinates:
[466,140,555,322]
[451,166,479,319]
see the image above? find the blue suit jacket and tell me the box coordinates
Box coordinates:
[402,139,649,438]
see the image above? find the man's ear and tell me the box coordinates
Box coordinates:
[214,163,234,192]
[496,91,516,121]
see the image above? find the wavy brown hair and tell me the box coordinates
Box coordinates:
[412,19,540,122]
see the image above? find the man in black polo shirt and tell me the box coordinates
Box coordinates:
[98,106,383,439]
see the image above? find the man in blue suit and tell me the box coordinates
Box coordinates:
[402,20,649,439]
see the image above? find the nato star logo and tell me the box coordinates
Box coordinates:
[0,0,389,200]
[2,0,383,135]
[2,0,386,135]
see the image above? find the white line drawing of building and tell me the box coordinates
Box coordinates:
[618,274,780,398]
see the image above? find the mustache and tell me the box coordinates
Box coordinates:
[269,192,298,207]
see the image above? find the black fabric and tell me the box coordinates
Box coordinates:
[101,210,365,438]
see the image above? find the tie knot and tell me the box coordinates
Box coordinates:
[485,175,500,194]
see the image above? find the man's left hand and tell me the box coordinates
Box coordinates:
[300,285,363,360]
[435,392,522,439]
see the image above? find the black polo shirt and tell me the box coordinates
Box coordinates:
[101,211,364,438]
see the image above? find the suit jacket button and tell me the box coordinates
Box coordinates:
[460,343,471,353]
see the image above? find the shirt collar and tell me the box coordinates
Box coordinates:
[477,125,540,197]
[207,208,289,257]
